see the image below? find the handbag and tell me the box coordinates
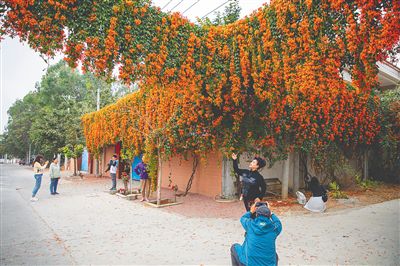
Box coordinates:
[322,192,328,202]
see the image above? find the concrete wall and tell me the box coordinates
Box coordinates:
[161,151,223,198]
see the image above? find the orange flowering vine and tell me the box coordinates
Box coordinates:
[2,0,399,163]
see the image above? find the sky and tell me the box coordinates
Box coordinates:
[0,0,267,134]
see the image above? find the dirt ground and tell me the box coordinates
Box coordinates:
[80,174,400,218]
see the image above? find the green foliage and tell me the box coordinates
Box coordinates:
[370,86,400,182]
[3,60,128,159]
[328,181,348,199]
[60,144,84,176]
[3,92,40,158]
[355,175,380,190]
[197,0,241,26]
[60,144,84,159]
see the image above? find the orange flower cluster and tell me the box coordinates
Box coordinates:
[3,0,399,159]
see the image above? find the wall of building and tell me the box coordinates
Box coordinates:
[102,145,117,174]
[161,151,223,198]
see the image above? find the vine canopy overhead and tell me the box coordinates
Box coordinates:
[2,0,399,161]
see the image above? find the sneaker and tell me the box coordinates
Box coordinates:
[30,197,38,202]
[54,192,59,195]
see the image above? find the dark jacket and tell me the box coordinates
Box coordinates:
[310,183,326,197]
[233,159,266,200]
[105,159,118,172]
[235,211,282,266]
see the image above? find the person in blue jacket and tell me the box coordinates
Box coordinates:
[231,200,282,266]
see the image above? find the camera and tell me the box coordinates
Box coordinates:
[255,201,267,207]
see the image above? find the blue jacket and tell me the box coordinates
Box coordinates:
[235,212,282,266]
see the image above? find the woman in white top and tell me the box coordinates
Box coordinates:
[304,177,327,212]
[31,155,49,202]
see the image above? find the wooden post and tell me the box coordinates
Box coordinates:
[281,154,290,200]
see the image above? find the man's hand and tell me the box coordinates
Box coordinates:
[254,198,261,203]
[250,202,257,214]
[231,153,237,160]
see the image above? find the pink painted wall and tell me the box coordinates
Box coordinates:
[161,151,223,198]
[102,145,117,174]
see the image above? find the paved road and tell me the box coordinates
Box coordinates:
[1,164,399,265]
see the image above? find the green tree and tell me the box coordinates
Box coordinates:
[4,92,40,159]
[197,0,241,26]
[3,60,125,162]
[370,86,400,182]
[60,144,84,176]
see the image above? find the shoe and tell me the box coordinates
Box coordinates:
[51,193,55,195]
[140,198,145,202]
[30,197,38,202]
[145,198,150,202]
[54,192,59,195]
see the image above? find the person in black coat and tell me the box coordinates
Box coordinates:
[232,153,267,211]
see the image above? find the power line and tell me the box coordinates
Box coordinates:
[169,0,184,12]
[182,0,200,15]
[201,0,231,19]
[161,0,173,10]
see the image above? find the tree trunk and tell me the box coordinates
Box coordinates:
[156,149,162,206]
[363,150,369,181]
[73,158,77,176]
[281,154,290,200]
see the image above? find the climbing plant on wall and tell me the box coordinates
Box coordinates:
[2,0,399,166]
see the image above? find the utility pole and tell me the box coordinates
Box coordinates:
[96,85,100,111]
[28,143,31,165]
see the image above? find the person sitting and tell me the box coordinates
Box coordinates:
[230,201,282,266]
[303,177,327,212]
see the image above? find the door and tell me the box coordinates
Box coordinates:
[81,148,89,172]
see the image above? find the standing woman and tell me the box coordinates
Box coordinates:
[49,156,61,195]
[232,153,267,211]
[134,155,150,202]
[31,155,49,202]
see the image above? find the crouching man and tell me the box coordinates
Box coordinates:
[231,201,282,266]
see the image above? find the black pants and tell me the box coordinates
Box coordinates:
[243,197,254,212]
[230,244,245,266]
[230,244,279,266]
